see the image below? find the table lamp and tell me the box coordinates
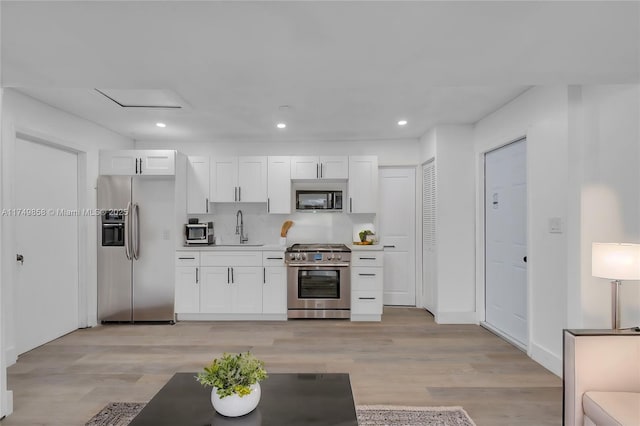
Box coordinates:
[592,242,640,329]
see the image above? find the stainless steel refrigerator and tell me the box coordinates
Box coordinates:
[97,175,175,323]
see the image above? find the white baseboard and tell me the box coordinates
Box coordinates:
[529,342,562,377]
[1,390,13,418]
[435,311,477,324]
[176,313,287,321]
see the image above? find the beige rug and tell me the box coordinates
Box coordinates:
[86,402,477,426]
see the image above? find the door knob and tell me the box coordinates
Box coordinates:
[523,256,527,263]
[16,254,24,264]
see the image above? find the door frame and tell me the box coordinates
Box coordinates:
[476,136,532,352]
[3,125,87,363]
[378,165,420,307]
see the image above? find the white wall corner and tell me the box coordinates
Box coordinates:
[529,341,563,377]
[435,311,478,324]
[1,390,13,419]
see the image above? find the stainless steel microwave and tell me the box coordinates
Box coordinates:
[296,190,343,211]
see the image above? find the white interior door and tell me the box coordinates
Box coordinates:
[379,167,416,306]
[15,137,79,354]
[484,138,528,347]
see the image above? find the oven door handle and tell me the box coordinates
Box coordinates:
[286,263,350,268]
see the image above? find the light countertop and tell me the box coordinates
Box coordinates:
[177,244,285,252]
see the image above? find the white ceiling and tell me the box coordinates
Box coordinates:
[2,1,638,142]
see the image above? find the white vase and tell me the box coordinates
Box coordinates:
[211,383,261,417]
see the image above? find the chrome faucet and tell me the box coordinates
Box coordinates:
[235,209,248,244]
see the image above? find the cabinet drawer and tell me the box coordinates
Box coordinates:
[262,251,285,266]
[351,291,382,315]
[351,252,383,267]
[175,252,200,267]
[351,267,383,291]
[201,251,262,267]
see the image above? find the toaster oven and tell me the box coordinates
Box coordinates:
[185,222,214,245]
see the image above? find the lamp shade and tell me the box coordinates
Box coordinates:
[592,243,640,280]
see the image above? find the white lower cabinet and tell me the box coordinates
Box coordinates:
[350,251,384,321]
[262,251,287,315]
[175,250,285,320]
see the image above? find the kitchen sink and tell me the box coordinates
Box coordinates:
[215,243,264,247]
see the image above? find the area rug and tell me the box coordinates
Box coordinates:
[86,402,477,426]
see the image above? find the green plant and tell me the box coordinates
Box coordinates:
[196,352,267,398]
[359,229,373,242]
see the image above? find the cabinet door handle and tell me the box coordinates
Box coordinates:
[359,257,376,260]
[359,297,376,300]
[350,197,353,213]
[263,267,266,284]
[231,267,234,283]
[238,187,241,201]
[234,187,237,202]
[135,158,139,174]
[178,257,195,260]
[227,267,230,284]
[138,158,143,174]
[316,163,319,178]
[383,245,395,248]
[320,163,323,178]
[267,257,283,260]
[358,273,376,277]
[267,198,270,213]
[195,267,199,284]
[206,198,209,213]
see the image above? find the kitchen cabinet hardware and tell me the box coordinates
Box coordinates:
[195,267,199,284]
[349,198,352,213]
[267,257,283,260]
[135,158,139,174]
[267,198,270,213]
[231,267,234,283]
[320,163,323,178]
[383,245,395,248]
[316,163,319,178]
[263,267,266,284]
[358,273,376,277]
[16,254,24,265]
[227,267,230,284]
[359,257,376,260]
[206,198,209,213]
[358,297,376,300]
[178,257,195,260]
[238,187,241,201]
[138,158,142,174]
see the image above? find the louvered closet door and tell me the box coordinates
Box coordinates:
[422,160,436,312]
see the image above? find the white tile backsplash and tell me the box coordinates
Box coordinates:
[189,204,374,246]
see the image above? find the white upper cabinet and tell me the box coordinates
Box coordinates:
[210,156,267,203]
[238,157,268,202]
[290,156,348,180]
[186,156,210,214]
[267,156,291,214]
[347,156,378,214]
[99,150,175,176]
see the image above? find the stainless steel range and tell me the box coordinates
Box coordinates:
[285,243,351,319]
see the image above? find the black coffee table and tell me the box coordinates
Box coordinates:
[129,373,358,426]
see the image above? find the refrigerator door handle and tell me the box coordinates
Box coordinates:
[132,203,140,260]
[124,201,132,260]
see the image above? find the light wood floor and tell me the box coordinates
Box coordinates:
[1,307,561,426]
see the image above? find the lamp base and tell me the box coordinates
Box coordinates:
[611,280,622,330]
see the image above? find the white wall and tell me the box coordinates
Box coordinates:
[1,90,133,371]
[418,125,476,324]
[137,138,421,247]
[475,86,570,375]
[570,85,640,328]
[473,84,640,377]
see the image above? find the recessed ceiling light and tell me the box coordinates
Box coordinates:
[276,123,287,129]
[398,120,408,126]
[156,122,167,128]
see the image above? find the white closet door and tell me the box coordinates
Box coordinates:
[422,160,436,312]
[484,138,528,347]
[379,167,416,306]
[15,137,79,354]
